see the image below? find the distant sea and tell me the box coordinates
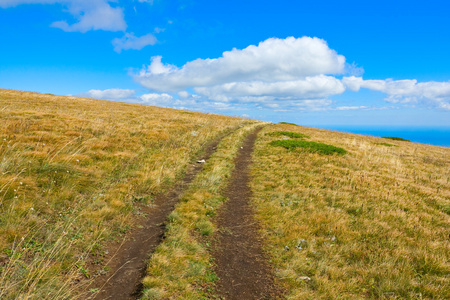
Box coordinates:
[317,126,450,148]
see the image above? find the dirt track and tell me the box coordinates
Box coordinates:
[87,130,233,300]
[86,126,282,299]
[211,127,283,299]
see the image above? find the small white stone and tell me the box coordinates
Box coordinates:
[197,159,206,163]
[299,276,311,281]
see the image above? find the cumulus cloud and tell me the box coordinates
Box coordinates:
[334,106,368,111]
[137,93,237,111]
[343,76,450,110]
[130,36,450,112]
[78,88,136,100]
[131,37,348,111]
[135,37,346,92]
[0,0,126,32]
[112,33,157,53]
[281,99,333,111]
[177,91,190,98]
[194,75,345,102]
[140,93,173,106]
[0,0,55,7]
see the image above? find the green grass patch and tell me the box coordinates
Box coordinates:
[266,131,310,139]
[279,122,298,126]
[382,136,410,142]
[374,142,397,147]
[270,140,347,155]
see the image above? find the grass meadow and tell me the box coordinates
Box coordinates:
[1,89,448,299]
[251,123,449,299]
[0,89,250,299]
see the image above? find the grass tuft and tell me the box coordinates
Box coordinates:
[266,131,310,139]
[270,140,347,155]
[374,142,397,147]
[382,136,411,142]
[279,122,298,126]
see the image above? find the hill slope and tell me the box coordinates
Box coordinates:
[251,123,449,299]
[135,123,449,299]
[0,89,448,299]
[0,89,253,298]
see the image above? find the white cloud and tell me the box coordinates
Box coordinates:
[140,93,173,106]
[139,93,244,111]
[1,0,126,32]
[132,37,347,111]
[135,37,346,92]
[276,99,333,111]
[341,76,365,92]
[194,75,345,102]
[78,88,136,100]
[0,0,55,7]
[334,106,368,111]
[130,36,450,112]
[177,91,190,98]
[343,76,450,110]
[112,33,157,53]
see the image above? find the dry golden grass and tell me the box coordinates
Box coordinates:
[0,89,249,299]
[251,123,449,299]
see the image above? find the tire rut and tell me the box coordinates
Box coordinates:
[86,128,237,300]
[212,127,284,299]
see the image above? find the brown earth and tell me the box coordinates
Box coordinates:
[211,127,284,299]
[84,129,236,300]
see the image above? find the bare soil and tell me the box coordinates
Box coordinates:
[85,129,235,300]
[211,127,284,299]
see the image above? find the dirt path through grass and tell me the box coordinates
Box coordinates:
[87,130,236,300]
[212,127,283,299]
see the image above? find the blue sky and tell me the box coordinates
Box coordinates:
[1,0,449,126]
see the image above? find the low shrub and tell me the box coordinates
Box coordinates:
[279,122,298,126]
[266,131,310,139]
[382,136,410,142]
[270,140,347,155]
[374,142,397,147]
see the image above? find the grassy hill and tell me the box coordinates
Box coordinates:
[0,89,448,299]
[137,123,449,299]
[0,89,253,298]
[251,124,449,299]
